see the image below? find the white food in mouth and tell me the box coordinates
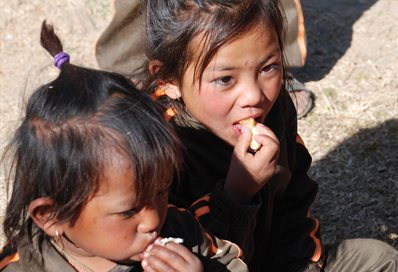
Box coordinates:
[156,237,184,246]
[239,118,261,152]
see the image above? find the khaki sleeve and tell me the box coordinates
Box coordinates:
[94,0,147,76]
[280,0,307,67]
[164,206,248,272]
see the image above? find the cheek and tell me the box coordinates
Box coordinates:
[185,88,232,121]
[93,219,139,253]
[75,215,135,245]
[262,74,282,102]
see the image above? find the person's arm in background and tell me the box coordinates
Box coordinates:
[95,0,147,76]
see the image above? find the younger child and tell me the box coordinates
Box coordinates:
[0,21,247,272]
[137,0,398,271]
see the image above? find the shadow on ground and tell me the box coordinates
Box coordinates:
[310,118,398,249]
[291,0,378,82]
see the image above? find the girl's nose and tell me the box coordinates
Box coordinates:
[240,81,263,106]
[137,207,161,234]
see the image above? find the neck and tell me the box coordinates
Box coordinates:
[51,239,116,272]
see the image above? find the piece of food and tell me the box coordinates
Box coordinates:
[239,118,261,152]
[156,237,184,246]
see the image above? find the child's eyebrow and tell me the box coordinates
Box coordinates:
[208,54,276,72]
[108,199,138,213]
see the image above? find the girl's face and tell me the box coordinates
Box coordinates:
[61,154,168,263]
[178,24,282,146]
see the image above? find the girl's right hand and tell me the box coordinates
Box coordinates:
[224,123,280,204]
[141,241,203,272]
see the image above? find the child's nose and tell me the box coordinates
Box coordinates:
[241,81,263,106]
[137,207,161,234]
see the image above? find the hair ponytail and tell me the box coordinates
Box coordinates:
[40,20,63,57]
[40,21,70,69]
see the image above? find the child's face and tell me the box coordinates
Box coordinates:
[179,24,282,146]
[60,155,168,263]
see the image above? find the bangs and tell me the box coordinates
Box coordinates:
[98,93,182,206]
[187,1,284,83]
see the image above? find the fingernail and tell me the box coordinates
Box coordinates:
[146,244,153,252]
[141,260,148,268]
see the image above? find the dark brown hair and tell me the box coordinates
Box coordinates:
[2,21,182,250]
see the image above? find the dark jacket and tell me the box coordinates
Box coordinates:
[169,90,323,272]
[0,206,247,272]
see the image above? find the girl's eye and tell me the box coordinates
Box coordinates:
[119,208,139,218]
[213,76,233,86]
[261,63,279,74]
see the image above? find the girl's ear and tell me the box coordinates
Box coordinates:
[148,60,162,76]
[163,83,182,100]
[28,197,64,237]
[148,60,182,100]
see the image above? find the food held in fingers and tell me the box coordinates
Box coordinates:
[239,118,261,152]
[156,237,184,246]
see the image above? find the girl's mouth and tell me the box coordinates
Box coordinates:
[233,117,260,134]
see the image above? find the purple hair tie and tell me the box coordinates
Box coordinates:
[54,52,70,69]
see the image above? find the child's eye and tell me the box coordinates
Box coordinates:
[261,63,279,74]
[119,208,139,218]
[213,76,233,86]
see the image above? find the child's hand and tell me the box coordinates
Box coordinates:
[141,240,203,272]
[225,123,280,204]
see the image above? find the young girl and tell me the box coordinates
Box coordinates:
[137,0,398,271]
[0,21,248,272]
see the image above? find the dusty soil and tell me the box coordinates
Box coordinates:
[1,0,397,249]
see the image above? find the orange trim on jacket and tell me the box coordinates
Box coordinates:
[296,134,305,146]
[0,252,20,269]
[190,195,211,219]
[307,210,322,262]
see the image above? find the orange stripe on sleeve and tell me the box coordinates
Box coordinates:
[307,210,322,262]
[204,232,220,256]
[194,206,210,218]
[191,195,210,206]
[0,252,19,269]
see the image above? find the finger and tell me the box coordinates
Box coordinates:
[253,123,279,144]
[145,244,188,271]
[142,254,176,272]
[163,242,199,264]
[234,124,253,154]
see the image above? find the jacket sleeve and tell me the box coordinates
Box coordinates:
[188,185,261,262]
[268,135,324,271]
[165,206,249,272]
[168,124,263,263]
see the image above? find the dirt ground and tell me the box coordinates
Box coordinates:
[0,0,397,250]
